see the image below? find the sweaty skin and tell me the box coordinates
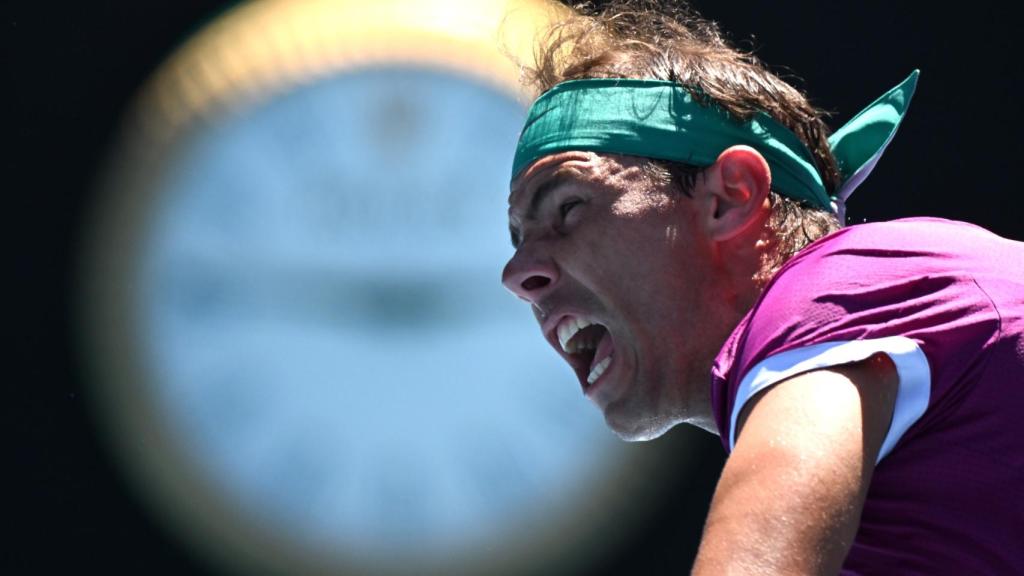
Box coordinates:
[504,147,899,573]
[504,147,770,438]
[694,354,897,575]
[505,151,733,438]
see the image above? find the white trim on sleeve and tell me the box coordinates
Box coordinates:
[728,336,931,462]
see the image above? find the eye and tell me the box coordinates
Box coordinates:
[559,198,582,220]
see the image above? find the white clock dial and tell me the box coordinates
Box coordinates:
[139,66,624,561]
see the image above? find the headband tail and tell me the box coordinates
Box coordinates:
[828,70,920,222]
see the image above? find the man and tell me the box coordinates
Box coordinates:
[501,2,1023,574]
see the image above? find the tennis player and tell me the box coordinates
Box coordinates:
[502,2,1024,573]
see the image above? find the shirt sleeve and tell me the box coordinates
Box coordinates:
[724,224,1001,461]
[728,336,930,461]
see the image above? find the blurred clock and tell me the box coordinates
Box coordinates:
[142,63,616,559]
[79,1,683,575]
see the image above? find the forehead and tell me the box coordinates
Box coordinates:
[507,151,645,222]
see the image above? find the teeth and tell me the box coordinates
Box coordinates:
[557,316,595,353]
[587,356,612,385]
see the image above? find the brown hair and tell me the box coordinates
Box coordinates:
[521,0,841,283]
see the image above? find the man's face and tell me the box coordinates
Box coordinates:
[503,151,719,440]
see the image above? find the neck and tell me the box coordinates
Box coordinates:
[680,227,770,436]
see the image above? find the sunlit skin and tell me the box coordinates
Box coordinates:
[503,146,903,573]
[502,147,774,439]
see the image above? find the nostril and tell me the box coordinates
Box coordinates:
[501,253,558,301]
[521,275,550,292]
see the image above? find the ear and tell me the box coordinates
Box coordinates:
[703,145,772,241]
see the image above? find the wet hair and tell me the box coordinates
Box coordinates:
[521,0,841,282]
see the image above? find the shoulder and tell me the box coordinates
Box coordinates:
[712,218,1006,452]
[751,217,1004,346]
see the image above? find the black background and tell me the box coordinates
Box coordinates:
[7,1,1022,574]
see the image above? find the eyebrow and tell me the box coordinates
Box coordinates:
[527,173,571,220]
[510,173,572,248]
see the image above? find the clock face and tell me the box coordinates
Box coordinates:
[136,65,626,564]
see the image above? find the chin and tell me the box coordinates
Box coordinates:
[603,410,679,442]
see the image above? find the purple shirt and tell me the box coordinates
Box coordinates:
[711,218,1024,574]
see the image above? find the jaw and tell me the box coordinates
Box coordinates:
[597,369,681,442]
[592,335,700,441]
[546,312,676,438]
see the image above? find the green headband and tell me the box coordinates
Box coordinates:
[512,71,919,218]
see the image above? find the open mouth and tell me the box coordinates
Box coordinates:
[554,316,614,390]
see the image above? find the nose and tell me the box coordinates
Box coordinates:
[502,246,559,303]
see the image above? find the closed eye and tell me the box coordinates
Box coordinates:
[559,199,582,220]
